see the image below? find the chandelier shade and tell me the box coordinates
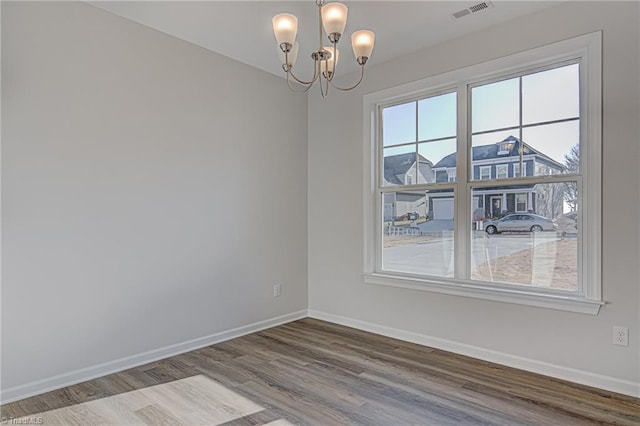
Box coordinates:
[272,0,375,97]
[351,30,375,61]
[321,3,348,40]
[272,13,298,47]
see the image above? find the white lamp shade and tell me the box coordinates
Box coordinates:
[272,13,298,46]
[278,41,299,67]
[351,30,375,59]
[320,47,339,74]
[321,3,348,37]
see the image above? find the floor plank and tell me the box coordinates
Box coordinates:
[2,318,639,425]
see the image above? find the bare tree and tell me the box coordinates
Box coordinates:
[564,144,579,211]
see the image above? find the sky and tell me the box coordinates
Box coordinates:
[382,63,580,168]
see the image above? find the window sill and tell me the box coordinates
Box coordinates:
[362,273,603,315]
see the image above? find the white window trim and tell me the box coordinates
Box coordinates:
[513,162,527,177]
[515,193,528,212]
[362,32,602,315]
[479,165,492,180]
[496,164,508,179]
[447,167,457,182]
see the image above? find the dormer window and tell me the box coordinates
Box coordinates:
[497,141,513,155]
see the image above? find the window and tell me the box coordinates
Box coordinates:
[363,33,602,314]
[379,92,457,278]
[479,166,491,180]
[382,93,456,187]
[513,162,526,177]
[516,193,528,212]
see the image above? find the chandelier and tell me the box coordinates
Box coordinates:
[272,0,375,97]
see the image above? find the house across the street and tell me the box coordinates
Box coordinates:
[383,152,433,221]
[430,136,566,220]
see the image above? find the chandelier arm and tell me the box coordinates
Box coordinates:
[284,49,320,85]
[319,70,329,98]
[286,72,314,93]
[324,72,330,96]
[329,64,366,91]
[287,65,320,85]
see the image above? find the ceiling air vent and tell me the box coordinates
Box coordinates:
[451,1,494,19]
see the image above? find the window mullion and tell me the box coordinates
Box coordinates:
[456,84,470,280]
[414,100,419,184]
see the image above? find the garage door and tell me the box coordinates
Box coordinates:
[432,199,454,220]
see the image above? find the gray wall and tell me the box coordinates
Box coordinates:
[308,1,640,386]
[2,2,307,391]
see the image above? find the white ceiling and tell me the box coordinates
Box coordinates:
[90,1,556,79]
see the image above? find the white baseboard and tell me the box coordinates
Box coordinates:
[4,309,638,404]
[308,309,640,398]
[1,310,308,405]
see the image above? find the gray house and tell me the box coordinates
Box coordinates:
[430,136,566,220]
[383,152,433,221]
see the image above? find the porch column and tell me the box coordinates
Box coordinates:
[528,192,533,211]
[502,193,507,213]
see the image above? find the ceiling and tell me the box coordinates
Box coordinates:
[90,1,556,79]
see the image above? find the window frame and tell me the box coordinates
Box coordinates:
[447,168,457,182]
[479,165,492,180]
[513,162,526,177]
[362,32,602,315]
[495,164,508,179]
[515,193,528,212]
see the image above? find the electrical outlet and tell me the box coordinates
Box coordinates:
[613,326,629,347]
[273,284,281,298]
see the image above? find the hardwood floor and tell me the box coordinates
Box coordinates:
[2,318,639,425]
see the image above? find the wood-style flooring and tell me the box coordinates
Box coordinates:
[2,318,639,425]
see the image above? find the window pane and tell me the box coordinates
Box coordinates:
[472,129,517,147]
[383,145,417,186]
[472,77,519,133]
[513,163,525,177]
[383,190,454,277]
[470,183,578,291]
[471,131,521,181]
[383,102,416,146]
[479,166,491,180]
[523,64,579,125]
[523,120,579,174]
[496,164,508,179]
[419,138,455,183]
[418,92,456,141]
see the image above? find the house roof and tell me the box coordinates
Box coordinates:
[433,136,565,170]
[383,152,431,185]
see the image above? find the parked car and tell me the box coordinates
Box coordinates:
[484,213,558,234]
